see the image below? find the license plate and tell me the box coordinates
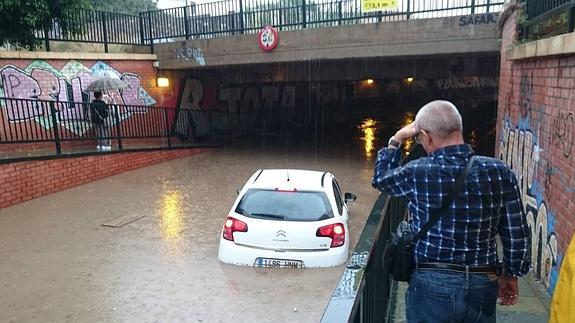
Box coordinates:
[254,257,304,268]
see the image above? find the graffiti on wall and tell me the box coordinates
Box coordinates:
[498,70,568,292]
[499,123,558,290]
[175,43,206,66]
[458,13,499,27]
[519,72,534,121]
[550,111,574,158]
[172,78,296,140]
[0,60,156,134]
[436,76,498,90]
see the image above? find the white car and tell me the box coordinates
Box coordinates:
[218,169,357,268]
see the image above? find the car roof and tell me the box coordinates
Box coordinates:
[248,169,331,191]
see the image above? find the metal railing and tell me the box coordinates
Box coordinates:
[321,144,425,322]
[6,0,504,52]
[523,0,575,39]
[0,97,214,161]
[38,9,145,52]
[143,0,504,42]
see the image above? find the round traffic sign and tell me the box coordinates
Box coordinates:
[258,26,279,52]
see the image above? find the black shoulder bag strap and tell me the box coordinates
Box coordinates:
[412,155,477,242]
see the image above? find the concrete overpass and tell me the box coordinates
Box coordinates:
[155,13,501,69]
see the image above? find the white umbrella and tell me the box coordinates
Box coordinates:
[86,76,129,92]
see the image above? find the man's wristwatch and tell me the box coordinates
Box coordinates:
[388,136,401,149]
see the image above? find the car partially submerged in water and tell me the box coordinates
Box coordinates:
[218,169,357,268]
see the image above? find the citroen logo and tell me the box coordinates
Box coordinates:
[276,230,287,238]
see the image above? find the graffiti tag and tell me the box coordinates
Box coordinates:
[519,72,534,120]
[550,111,574,158]
[459,13,499,27]
[175,45,206,66]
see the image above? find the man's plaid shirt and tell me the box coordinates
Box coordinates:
[372,144,531,276]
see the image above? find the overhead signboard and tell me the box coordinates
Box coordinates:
[362,0,398,13]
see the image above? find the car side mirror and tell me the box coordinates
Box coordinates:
[344,192,357,203]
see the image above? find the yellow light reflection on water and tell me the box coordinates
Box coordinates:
[401,112,415,155]
[359,118,377,158]
[160,190,183,241]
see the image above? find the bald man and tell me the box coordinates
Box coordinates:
[373,100,531,323]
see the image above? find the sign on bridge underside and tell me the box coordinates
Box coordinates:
[362,0,398,12]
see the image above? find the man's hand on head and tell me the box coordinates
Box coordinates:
[394,123,418,144]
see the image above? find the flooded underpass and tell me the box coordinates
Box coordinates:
[0,51,500,322]
[0,144,382,323]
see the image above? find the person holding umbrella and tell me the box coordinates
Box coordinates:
[86,74,129,151]
[91,91,111,151]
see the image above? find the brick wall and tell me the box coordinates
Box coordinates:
[0,55,179,154]
[497,6,575,294]
[0,148,210,209]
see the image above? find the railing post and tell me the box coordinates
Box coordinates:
[471,0,476,15]
[147,12,155,54]
[378,10,382,23]
[49,102,61,155]
[230,11,235,34]
[486,0,491,13]
[101,12,109,53]
[239,0,245,34]
[278,10,283,31]
[338,0,343,26]
[164,108,172,149]
[43,21,51,52]
[302,0,307,28]
[114,105,123,151]
[139,13,146,45]
[184,6,191,39]
[570,4,575,33]
[406,0,411,20]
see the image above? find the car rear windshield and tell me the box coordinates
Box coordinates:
[235,189,334,222]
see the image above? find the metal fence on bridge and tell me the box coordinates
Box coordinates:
[0,97,214,162]
[321,144,425,323]
[522,0,575,39]
[6,0,504,53]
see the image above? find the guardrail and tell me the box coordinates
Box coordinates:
[0,97,215,162]
[5,0,503,53]
[522,0,575,39]
[143,0,504,43]
[321,144,425,322]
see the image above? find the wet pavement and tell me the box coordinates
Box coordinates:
[0,146,380,323]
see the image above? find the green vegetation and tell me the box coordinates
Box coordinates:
[0,0,90,49]
[0,0,158,50]
[90,0,157,15]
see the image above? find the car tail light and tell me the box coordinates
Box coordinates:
[316,223,345,248]
[222,217,248,241]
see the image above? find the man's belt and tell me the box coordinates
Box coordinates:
[415,262,500,274]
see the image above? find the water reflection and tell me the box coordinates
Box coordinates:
[359,118,377,158]
[401,112,415,155]
[358,112,417,158]
[159,189,184,241]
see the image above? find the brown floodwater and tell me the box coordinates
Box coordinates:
[0,142,382,322]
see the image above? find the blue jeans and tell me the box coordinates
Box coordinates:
[94,123,111,147]
[406,270,499,323]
